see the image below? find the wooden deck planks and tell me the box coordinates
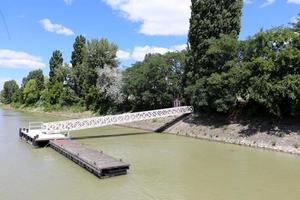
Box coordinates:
[49,139,129,178]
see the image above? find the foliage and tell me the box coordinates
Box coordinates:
[49,50,64,85]
[186,26,300,116]
[185,0,243,85]
[97,65,124,104]
[123,51,186,110]
[23,79,40,105]
[71,35,87,67]
[41,82,65,106]
[186,34,246,112]
[71,35,87,97]
[22,69,44,91]
[244,28,300,116]
[1,80,19,104]
[82,38,119,112]
[12,88,24,104]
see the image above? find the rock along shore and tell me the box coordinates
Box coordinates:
[123,114,300,155]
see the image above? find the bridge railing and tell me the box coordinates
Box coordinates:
[42,106,193,134]
[29,122,44,130]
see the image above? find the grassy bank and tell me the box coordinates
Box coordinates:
[0,104,95,119]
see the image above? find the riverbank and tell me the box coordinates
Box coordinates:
[0,104,95,119]
[123,114,300,155]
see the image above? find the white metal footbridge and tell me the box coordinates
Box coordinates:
[19,106,193,146]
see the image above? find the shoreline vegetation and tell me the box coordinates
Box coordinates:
[2,104,299,155]
[0,104,94,119]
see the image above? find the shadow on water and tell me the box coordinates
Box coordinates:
[71,132,153,140]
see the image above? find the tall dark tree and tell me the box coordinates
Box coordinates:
[185,0,243,83]
[71,35,87,97]
[71,35,86,67]
[49,50,64,85]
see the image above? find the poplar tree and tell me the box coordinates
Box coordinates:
[71,35,86,67]
[186,0,243,83]
[49,50,64,85]
[70,35,87,97]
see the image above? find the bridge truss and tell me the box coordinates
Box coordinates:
[42,106,193,134]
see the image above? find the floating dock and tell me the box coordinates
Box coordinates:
[49,139,129,178]
[19,128,67,147]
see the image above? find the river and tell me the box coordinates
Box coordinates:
[1,107,300,200]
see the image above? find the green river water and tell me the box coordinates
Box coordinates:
[1,107,300,200]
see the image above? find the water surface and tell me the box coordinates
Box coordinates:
[1,108,300,200]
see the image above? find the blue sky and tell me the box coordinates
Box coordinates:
[0,0,299,89]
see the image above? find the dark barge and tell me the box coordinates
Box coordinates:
[49,139,130,178]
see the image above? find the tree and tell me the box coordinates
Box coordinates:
[85,38,118,87]
[186,34,243,112]
[71,35,87,97]
[185,0,243,85]
[22,69,44,91]
[41,82,65,106]
[83,38,119,111]
[123,52,186,110]
[23,79,40,105]
[1,80,19,104]
[71,35,87,67]
[97,65,124,104]
[12,88,23,104]
[243,28,300,116]
[49,50,64,85]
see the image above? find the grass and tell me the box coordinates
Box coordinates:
[293,143,300,149]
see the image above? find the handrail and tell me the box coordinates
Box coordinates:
[41,106,193,134]
[29,122,44,130]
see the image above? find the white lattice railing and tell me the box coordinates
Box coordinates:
[42,106,193,134]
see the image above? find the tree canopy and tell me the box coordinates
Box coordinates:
[1,80,19,104]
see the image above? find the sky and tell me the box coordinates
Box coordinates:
[0,0,299,89]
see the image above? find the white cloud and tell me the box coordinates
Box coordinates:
[64,0,73,5]
[131,46,170,61]
[287,0,300,4]
[0,49,45,70]
[260,0,275,7]
[118,44,186,61]
[103,0,191,36]
[39,18,75,36]
[130,44,186,61]
[117,50,131,60]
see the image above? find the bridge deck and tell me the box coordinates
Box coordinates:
[49,140,129,178]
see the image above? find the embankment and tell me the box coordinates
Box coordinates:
[123,114,300,155]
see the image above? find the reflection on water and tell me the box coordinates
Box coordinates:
[1,107,300,200]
